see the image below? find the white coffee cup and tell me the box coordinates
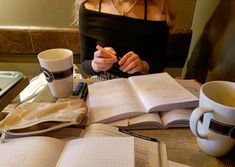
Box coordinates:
[37,48,73,98]
[190,81,235,157]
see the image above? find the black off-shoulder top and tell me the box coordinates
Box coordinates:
[79,1,169,78]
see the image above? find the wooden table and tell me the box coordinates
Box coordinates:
[132,128,235,167]
[1,83,235,167]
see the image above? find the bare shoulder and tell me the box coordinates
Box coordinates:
[146,0,166,21]
[84,0,100,11]
[148,0,174,22]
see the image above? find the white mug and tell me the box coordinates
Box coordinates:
[37,48,73,98]
[190,81,235,157]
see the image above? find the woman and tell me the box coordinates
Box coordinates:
[74,0,174,79]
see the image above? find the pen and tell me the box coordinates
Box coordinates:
[73,82,84,96]
[81,83,88,100]
[96,45,117,59]
[119,129,159,142]
[79,82,88,99]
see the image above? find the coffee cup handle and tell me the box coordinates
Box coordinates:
[190,107,213,139]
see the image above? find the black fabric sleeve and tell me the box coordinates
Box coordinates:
[79,33,99,75]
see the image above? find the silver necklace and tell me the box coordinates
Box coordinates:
[110,0,138,16]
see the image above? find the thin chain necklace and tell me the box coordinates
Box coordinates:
[110,0,138,16]
[118,0,130,2]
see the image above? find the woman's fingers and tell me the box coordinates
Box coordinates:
[94,51,117,64]
[92,58,114,72]
[118,51,149,74]
[119,52,140,72]
[102,46,117,55]
[96,45,117,60]
[92,45,118,72]
[93,47,149,74]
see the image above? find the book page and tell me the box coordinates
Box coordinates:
[0,136,65,167]
[82,123,168,167]
[135,138,168,167]
[88,78,146,123]
[175,79,201,97]
[109,118,130,127]
[127,113,163,129]
[129,73,199,112]
[81,123,128,137]
[56,137,135,167]
[160,108,193,128]
[108,113,163,129]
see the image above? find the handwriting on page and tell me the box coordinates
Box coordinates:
[135,145,151,167]
[161,108,193,127]
[89,79,145,123]
[129,73,198,112]
[134,138,167,167]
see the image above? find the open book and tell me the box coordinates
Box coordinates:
[0,123,168,167]
[109,79,201,130]
[109,108,194,130]
[88,72,199,123]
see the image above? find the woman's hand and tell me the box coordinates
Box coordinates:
[118,51,149,74]
[92,45,117,73]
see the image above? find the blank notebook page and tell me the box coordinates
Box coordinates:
[56,137,135,167]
